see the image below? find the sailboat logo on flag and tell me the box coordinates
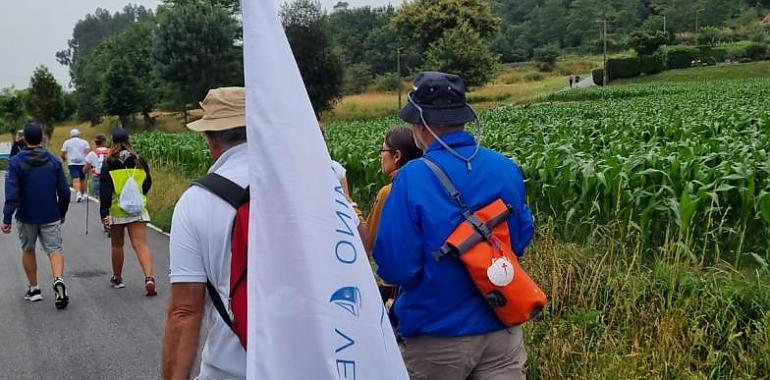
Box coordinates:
[330,286,362,317]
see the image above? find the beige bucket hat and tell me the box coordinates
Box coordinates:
[186,87,246,132]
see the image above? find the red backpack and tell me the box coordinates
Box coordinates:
[192,173,249,349]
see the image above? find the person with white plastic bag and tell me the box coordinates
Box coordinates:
[99,128,157,296]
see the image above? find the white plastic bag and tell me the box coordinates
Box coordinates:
[119,171,144,215]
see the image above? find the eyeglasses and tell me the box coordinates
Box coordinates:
[379,148,396,154]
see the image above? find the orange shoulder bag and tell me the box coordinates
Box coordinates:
[423,158,547,326]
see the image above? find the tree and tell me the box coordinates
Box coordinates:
[327,6,394,67]
[56,5,153,73]
[424,24,499,87]
[162,0,240,14]
[491,24,533,62]
[60,6,154,123]
[281,0,343,114]
[26,66,66,137]
[101,21,159,125]
[391,0,500,52]
[153,1,243,115]
[533,44,561,71]
[629,30,669,55]
[0,89,29,136]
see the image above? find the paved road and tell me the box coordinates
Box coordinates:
[563,73,596,91]
[0,173,182,379]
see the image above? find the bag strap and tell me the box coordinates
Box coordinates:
[420,157,493,260]
[192,173,249,329]
[206,281,233,328]
[192,173,249,208]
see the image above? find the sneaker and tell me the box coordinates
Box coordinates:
[53,279,69,310]
[76,193,83,203]
[145,277,157,297]
[24,286,42,302]
[110,276,125,289]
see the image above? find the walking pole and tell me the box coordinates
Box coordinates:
[85,173,89,235]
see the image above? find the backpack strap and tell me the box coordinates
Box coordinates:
[206,281,234,328]
[191,173,249,329]
[192,173,250,208]
[420,157,493,261]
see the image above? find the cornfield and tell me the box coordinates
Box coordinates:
[132,131,211,177]
[326,78,770,266]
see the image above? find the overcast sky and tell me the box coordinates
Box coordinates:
[0,0,395,90]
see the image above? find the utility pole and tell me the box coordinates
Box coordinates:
[603,18,608,86]
[695,9,704,35]
[397,46,402,110]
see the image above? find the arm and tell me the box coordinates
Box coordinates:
[162,283,205,380]
[3,160,20,225]
[365,185,389,254]
[83,152,95,175]
[100,161,114,219]
[373,171,424,287]
[60,141,67,162]
[163,191,207,379]
[55,162,71,220]
[140,156,152,194]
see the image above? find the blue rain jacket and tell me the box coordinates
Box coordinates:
[373,131,534,338]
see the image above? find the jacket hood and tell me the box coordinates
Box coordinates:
[22,147,51,167]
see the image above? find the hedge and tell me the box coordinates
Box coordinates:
[639,53,665,75]
[593,68,604,86]
[607,56,640,79]
[666,45,700,69]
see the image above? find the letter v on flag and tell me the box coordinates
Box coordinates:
[242,1,408,379]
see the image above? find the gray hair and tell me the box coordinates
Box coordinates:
[205,127,247,145]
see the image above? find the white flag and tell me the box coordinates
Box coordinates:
[242,1,409,379]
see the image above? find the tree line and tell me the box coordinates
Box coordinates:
[2,0,768,134]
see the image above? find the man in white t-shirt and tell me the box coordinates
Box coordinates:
[163,87,248,380]
[60,128,90,202]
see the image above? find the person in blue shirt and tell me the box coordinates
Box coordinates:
[2,122,71,310]
[373,72,534,380]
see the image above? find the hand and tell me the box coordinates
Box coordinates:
[102,217,111,231]
[60,217,65,225]
[1,224,11,234]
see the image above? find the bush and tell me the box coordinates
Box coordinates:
[607,55,640,79]
[639,53,665,75]
[629,30,669,55]
[342,63,373,95]
[666,45,700,69]
[697,26,722,46]
[744,42,768,61]
[372,73,401,92]
[700,45,730,64]
[592,68,604,86]
[533,44,561,71]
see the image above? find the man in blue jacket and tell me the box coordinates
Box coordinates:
[2,122,71,310]
[373,72,535,380]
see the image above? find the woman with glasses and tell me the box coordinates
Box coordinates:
[366,126,422,306]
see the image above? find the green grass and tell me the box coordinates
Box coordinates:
[615,61,770,84]
[525,224,770,379]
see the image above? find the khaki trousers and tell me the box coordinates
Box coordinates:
[400,326,527,380]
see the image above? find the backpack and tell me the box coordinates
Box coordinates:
[118,169,145,215]
[422,157,547,326]
[192,173,249,349]
[92,147,110,176]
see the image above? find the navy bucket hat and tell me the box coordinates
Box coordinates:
[112,128,130,143]
[399,72,477,127]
